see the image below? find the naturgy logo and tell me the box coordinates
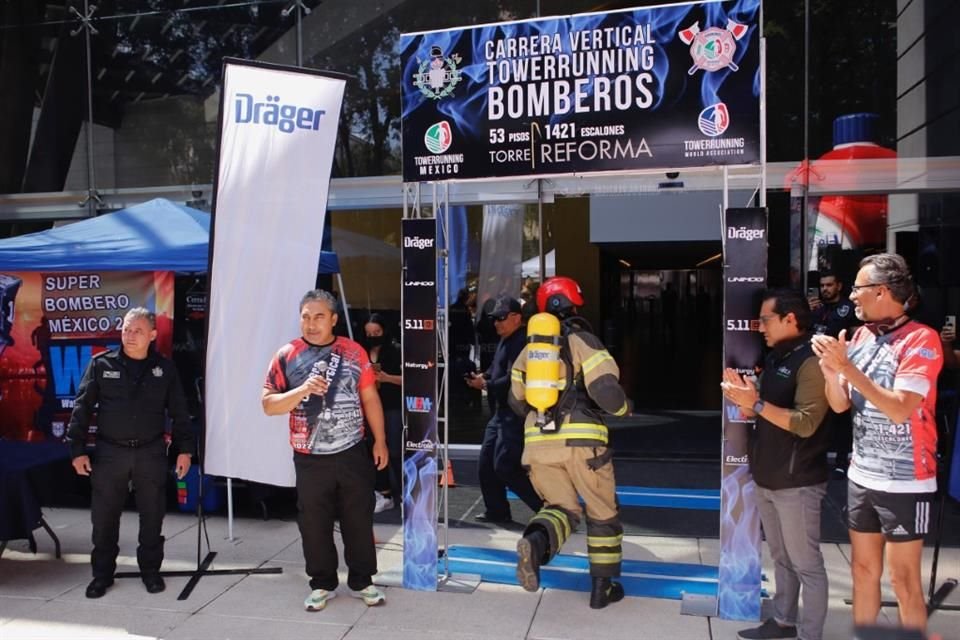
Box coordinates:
[234,93,326,134]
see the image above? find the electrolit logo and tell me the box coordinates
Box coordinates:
[424,121,453,154]
[234,94,327,134]
[698,103,730,137]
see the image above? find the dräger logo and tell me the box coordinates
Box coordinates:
[234,94,326,134]
[727,276,764,283]
[406,439,436,451]
[404,236,434,250]
[727,226,765,241]
[725,454,749,465]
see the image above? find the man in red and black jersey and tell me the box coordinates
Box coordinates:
[262,289,388,612]
[813,254,943,635]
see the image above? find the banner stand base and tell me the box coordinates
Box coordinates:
[438,572,481,594]
[680,592,718,617]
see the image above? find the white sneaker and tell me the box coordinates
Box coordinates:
[351,584,386,606]
[304,588,336,611]
[374,492,394,513]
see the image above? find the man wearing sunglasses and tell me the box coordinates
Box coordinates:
[812,253,943,635]
[467,295,543,524]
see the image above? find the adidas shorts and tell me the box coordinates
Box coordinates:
[847,479,934,542]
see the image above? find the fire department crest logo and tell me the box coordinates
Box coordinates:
[152,366,163,378]
[678,19,748,74]
[413,45,462,100]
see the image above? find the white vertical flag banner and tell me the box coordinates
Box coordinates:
[205,60,346,487]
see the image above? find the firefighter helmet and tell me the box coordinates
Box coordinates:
[537,276,584,316]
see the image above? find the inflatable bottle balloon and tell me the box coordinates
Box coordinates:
[525,312,562,430]
[811,113,897,266]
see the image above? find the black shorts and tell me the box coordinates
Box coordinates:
[847,479,934,542]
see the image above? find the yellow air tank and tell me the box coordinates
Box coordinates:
[525,312,562,429]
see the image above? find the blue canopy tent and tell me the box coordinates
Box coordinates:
[0,198,351,334]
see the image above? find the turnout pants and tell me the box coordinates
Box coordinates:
[294,442,377,591]
[522,445,622,577]
[90,439,168,579]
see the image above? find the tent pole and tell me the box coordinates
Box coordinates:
[336,272,353,340]
[227,478,234,541]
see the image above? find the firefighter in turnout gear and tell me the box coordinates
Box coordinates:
[509,276,630,609]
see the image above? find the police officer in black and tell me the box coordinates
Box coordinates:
[808,271,858,471]
[808,272,857,338]
[68,307,194,599]
[467,295,543,522]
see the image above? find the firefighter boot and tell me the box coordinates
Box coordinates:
[516,529,548,592]
[589,577,624,609]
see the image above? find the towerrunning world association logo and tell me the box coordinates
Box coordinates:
[424,121,453,154]
[698,103,730,137]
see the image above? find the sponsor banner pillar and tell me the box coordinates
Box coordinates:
[204,60,346,487]
[718,208,767,620]
[401,219,439,590]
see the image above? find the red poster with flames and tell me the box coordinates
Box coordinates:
[0,271,174,442]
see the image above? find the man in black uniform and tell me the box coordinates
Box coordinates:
[808,271,859,471]
[68,307,194,599]
[809,272,857,338]
[467,296,543,523]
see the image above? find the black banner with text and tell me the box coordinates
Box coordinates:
[400,0,761,181]
[401,218,439,590]
[718,207,766,620]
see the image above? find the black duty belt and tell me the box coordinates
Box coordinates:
[97,433,163,448]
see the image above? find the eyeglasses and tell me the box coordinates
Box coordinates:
[493,315,509,322]
[758,314,781,325]
[849,283,885,294]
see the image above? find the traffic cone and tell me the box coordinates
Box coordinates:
[439,460,456,487]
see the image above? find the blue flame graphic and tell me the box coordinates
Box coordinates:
[403,449,438,590]
[718,464,762,620]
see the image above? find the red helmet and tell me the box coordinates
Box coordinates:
[537,276,584,315]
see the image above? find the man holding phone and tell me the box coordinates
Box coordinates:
[468,295,543,523]
[941,315,958,369]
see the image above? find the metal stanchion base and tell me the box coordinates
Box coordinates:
[438,572,481,594]
[114,551,283,600]
[680,592,719,617]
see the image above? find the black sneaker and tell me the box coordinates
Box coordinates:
[737,618,797,639]
[475,512,512,524]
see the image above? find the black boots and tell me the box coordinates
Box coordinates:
[516,530,548,592]
[589,577,624,609]
[85,577,114,599]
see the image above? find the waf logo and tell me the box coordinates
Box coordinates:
[678,19,748,74]
[405,396,433,413]
[413,45,462,100]
[424,121,452,154]
[698,103,730,137]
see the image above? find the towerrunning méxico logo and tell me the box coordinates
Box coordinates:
[234,93,327,134]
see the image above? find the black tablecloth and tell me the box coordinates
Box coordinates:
[0,440,71,540]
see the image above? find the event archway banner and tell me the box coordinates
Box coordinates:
[204,60,346,487]
[400,0,761,182]
[0,271,173,442]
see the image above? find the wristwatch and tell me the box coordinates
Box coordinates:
[752,399,766,415]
